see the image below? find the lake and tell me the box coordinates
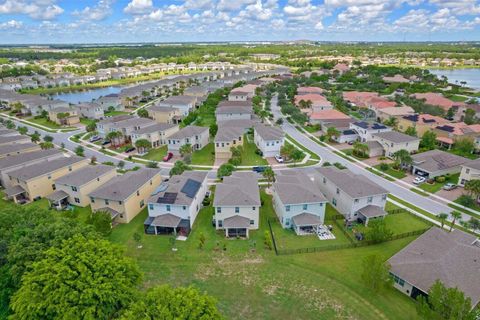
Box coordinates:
[429,68,480,90]
[52,86,122,104]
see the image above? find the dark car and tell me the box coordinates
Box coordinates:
[101,140,111,146]
[252,166,267,173]
[125,147,136,153]
[163,152,174,162]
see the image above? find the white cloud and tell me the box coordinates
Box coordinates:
[0,0,64,20]
[73,0,114,21]
[124,0,153,14]
[0,19,23,29]
[217,0,256,12]
[429,0,480,15]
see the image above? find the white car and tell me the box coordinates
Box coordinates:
[274,154,284,163]
[413,176,426,185]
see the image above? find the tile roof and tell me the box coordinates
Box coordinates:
[54,164,115,187]
[213,172,260,206]
[309,109,351,120]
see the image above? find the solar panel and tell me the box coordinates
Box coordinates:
[423,119,435,123]
[372,123,386,129]
[181,179,201,198]
[157,192,178,204]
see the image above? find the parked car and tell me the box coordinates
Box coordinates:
[101,140,111,146]
[274,154,284,163]
[163,152,173,162]
[89,135,101,143]
[252,166,267,173]
[125,146,136,153]
[413,176,426,185]
[442,183,457,191]
[348,140,355,145]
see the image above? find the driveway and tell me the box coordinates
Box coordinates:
[434,187,466,202]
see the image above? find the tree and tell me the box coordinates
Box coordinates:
[10,235,141,320]
[264,230,273,250]
[405,126,417,137]
[134,139,151,154]
[453,137,475,155]
[360,255,391,292]
[365,220,393,243]
[137,108,149,118]
[146,161,158,168]
[275,118,284,125]
[464,108,476,125]
[353,141,369,158]
[450,211,462,231]
[106,130,123,148]
[217,163,235,179]
[90,156,97,164]
[468,217,480,230]
[417,280,476,320]
[74,145,84,156]
[465,179,480,201]
[86,122,96,132]
[291,149,304,166]
[43,135,53,142]
[179,143,193,158]
[209,123,218,137]
[40,141,54,150]
[258,109,269,123]
[30,132,40,143]
[117,160,125,170]
[393,149,412,169]
[438,213,449,229]
[420,130,437,150]
[5,120,15,129]
[326,127,340,142]
[86,211,112,236]
[262,166,275,187]
[446,107,456,120]
[119,285,222,320]
[198,232,206,249]
[384,116,398,128]
[280,143,295,161]
[17,126,28,135]
[170,160,189,177]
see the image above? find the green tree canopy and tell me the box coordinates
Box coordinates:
[360,255,391,292]
[170,160,190,177]
[217,163,235,179]
[420,130,437,150]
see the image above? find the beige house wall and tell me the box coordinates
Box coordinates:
[215,137,243,160]
[151,109,182,124]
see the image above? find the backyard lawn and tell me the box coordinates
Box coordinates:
[240,135,268,166]
[80,117,97,127]
[104,110,130,117]
[191,143,215,166]
[418,173,460,193]
[140,145,168,161]
[109,189,422,320]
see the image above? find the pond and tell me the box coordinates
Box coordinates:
[429,68,480,90]
[51,86,121,104]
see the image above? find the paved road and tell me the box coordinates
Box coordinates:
[270,94,471,222]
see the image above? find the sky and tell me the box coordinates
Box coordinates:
[0,0,479,44]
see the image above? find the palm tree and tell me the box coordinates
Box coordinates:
[464,179,480,202]
[280,144,295,161]
[106,131,123,148]
[438,213,448,229]
[258,109,269,123]
[393,149,413,170]
[262,167,275,188]
[179,143,193,158]
[326,127,340,142]
[353,141,369,158]
[450,211,462,232]
[135,139,151,154]
[30,133,41,143]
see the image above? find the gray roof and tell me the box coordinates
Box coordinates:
[215,105,252,115]
[0,129,18,136]
[291,212,322,226]
[98,114,134,125]
[8,156,86,181]
[46,190,69,202]
[274,170,326,205]
[133,123,177,135]
[0,143,39,156]
[0,149,62,170]
[254,124,284,141]
[214,126,244,142]
[148,171,207,206]
[214,172,260,206]
[148,105,180,113]
[160,95,196,105]
[169,125,208,140]
[388,228,480,307]
[463,159,480,171]
[0,135,29,145]
[412,150,468,173]
[373,131,419,143]
[54,164,115,187]
[96,207,120,219]
[151,214,182,228]
[357,205,387,218]
[113,117,156,129]
[218,100,253,108]
[316,166,388,198]
[4,185,26,197]
[217,119,256,130]
[223,215,250,228]
[366,140,383,151]
[88,168,159,201]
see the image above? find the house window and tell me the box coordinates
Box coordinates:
[217,207,221,213]
[119,201,122,205]
[250,220,254,225]
[286,205,290,212]
[218,220,223,227]
[382,194,387,201]
[319,203,323,207]
[48,175,51,180]
[140,200,144,208]
[323,177,326,184]
[332,198,337,206]
[252,206,256,211]
[74,198,80,204]
[105,199,109,205]
[149,204,154,210]
[90,197,95,203]
[52,184,56,190]
[235,207,239,213]
[285,218,290,226]
[166,205,171,211]
[137,190,140,196]
[183,206,187,210]
[97,178,100,182]
[303,204,308,210]
[336,188,340,195]
[354,199,359,203]
[367,196,373,203]
[71,186,78,192]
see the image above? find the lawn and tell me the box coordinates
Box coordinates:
[343,148,369,161]
[444,148,478,160]
[140,145,168,161]
[191,143,215,166]
[80,117,97,127]
[240,135,268,166]
[27,117,64,129]
[104,111,130,117]
[109,190,421,320]
[373,164,407,179]
[418,173,460,193]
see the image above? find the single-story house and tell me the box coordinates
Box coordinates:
[411,149,469,178]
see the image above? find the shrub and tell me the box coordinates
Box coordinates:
[322,161,331,167]
[456,195,476,208]
[435,176,446,183]
[264,231,273,250]
[379,163,390,171]
[378,156,387,160]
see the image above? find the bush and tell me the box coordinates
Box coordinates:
[391,162,400,170]
[264,231,273,250]
[322,161,331,167]
[456,195,476,208]
[435,176,446,183]
[378,156,387,160]
[379,163,390,171]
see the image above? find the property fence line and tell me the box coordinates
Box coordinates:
[267,217,278,255]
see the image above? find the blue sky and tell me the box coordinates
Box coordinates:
[0,0,479,44]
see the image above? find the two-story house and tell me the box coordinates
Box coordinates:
[459,159,480,187]
[372,131,420,158]
[131,123,179,150]
[214,126,244,160]
[156,95,196,116]
[167,125,209,155]
[254,124,285,158]
[215,105,252,122]
[350,121,392,142]
[148,105,182,124]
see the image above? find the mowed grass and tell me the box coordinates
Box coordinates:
[240,135,268,166]
[109,190,421,320]
[373,164,407,179]
[27,117,65,129]
[191,143,215,166]
[140,145,168,161]
[417,173,460,193]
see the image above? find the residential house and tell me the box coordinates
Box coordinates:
[4,156,88,204]
[52,164,117,208]
[333,63,350,74]
[228,90,249,102]
[0,149,64,188]
[383,74,410,84]
[294,94,333,112]
[398,114,450,137]
[156,95,196,116]
[184,86,208,106]
[213,172,261,238]
[459,159,480,186]
[0,143,41,159]
[350,121,392,142]
[96,115,134,138]
[88,168,162,223]
[273,170,327,234]
[217,100,253,109]
[167,125,209,155]
[388,228,480,308]
[376,106,415,122]
[215,105,252,122]
[144,171,209,236]
[48,107,80,126]
[131,123,179,149]
[148,105,182,124]
[76,102,104,120]
[433,123,480,150]
[0,135,31,146]
[411,149,469,178]
[96,93,124,111]
[315,166,389,224]
[214,126,244,160]
[297,86,324,95]
[254,124,284,158]
[372,131,420,158]
[412,92,464,114]
[343,91,380,108]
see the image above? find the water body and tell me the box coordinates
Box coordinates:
[429,68,480,90]
[52,86,122,104]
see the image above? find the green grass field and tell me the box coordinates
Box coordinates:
[418,173,460,193]
[240,135,268,166]
[104,111,130,117]
[373,164,407,179]
[140,145,168,161]
[27,117,64,129]
[191,143,215,166]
